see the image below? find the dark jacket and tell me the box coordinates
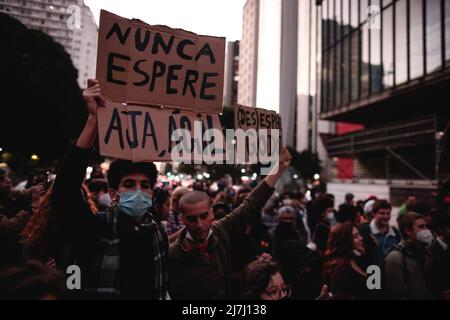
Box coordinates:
[168,180,274,300]
[312,220,330,255]
[426,239,450,299]
[0,192,31,269]
[52,145,168,299]
[328,260,370,300]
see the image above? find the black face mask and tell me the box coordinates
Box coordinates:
[276,223,298,240]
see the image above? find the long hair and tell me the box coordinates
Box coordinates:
[21,184,97,259]
[322,222,355,284]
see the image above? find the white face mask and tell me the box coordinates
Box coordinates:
[98,193,112,208]
[416,229,434,245]
[353,249,363,257]
[326,212,335,222]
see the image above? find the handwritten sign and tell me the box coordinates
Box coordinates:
[98,100,223,162]
[96,10,225,113]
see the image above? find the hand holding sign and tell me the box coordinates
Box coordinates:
[83,79,106,116]
[279,147,292,171]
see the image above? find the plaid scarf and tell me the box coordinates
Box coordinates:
[84,205,168,299]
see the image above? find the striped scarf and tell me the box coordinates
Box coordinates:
[84,206,168,299]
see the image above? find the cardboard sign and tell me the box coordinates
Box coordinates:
[234,104,282,131]
[96,10,225,113]
[233,104,283,163]
[98,100,223,162]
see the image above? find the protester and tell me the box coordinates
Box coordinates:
[1,168,44,269]
[168,148,292,300]
[166,186,189,236]
[291,193,312,245]
[270,206,305,250]
[344,193,354,206]
[384,212,433,300]
[427,212,450,299]
[21,184,97,265]
[0,260,65,300]
[322,222,370,300]
[274,240,323,300]
[359,199,401,268]
[87,178,110,212]
[151,188,171,226]
[51,79,168,300]
[239,259,291,300]
[309,196,335,255]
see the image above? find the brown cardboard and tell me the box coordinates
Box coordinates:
[98,100,223,162]
[234,104,282,131]
[233,104,283,162]
[96,10,225,113]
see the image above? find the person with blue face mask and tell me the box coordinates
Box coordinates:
[52,79,168,300]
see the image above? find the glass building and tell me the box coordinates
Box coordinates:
[320,0,450,115]
[301,0,450,204]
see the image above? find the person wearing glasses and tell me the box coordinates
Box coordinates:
[240,259,291,300]
[51,79,168,300]
[168,148,292,300]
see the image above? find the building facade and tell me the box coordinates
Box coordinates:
[0,0,98,88]
[223,41,240,107]
[238,0,259,107]
[316,0,450,205]
[241,0,450,204]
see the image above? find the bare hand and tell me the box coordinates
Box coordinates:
[279,147,292,171]
[30,183,46,204]
[256,253,273,263]
[316,285,333,300]
[46,257,57,270]
[83,79,106,116]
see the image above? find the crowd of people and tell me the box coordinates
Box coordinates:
[0,80,449,300]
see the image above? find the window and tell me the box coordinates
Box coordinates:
[395,0,408,85]
[330,0,335,45]
[328,48,335,109]
[446,0,450,66]
[336,0,342,41]
[371,20,382,94]
[336,42,342,107]
[426,0,442,73]
[343,0,350,35]
[382,6,394,88]
[342,35,351,104]
[360,0,368,23]
[323,1,329,48]
[350,0,359,28]
[361,23,369,96]
[350,30,359,100]
[410,0,424,79]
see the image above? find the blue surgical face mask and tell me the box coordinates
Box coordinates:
[119,190,152,221]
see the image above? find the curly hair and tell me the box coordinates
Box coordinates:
[240,259,280,300]
[21,184,97,259]
[107,160,157,190]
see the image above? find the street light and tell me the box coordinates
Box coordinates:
[241,168,246,174]
[31,154,39,161]
[314,174,320,180]
[293,174,299,180]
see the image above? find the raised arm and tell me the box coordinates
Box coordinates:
[52,79,106,228]
[218,148,292,235]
